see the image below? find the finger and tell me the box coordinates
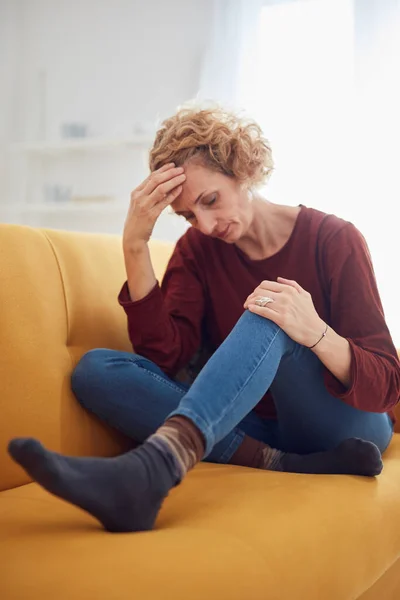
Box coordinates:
[149,173,186,205]
[258,280,286,293]
[158,162,177,172]
[277,277,303,293]
[156,184,183,213]
[259,280,299,294]
[136,163,176,192]
[136,163,178,193]
[244,290,268,309]
[143,166,185,196]
[243,290,280,308]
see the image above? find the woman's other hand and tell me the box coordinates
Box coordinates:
[244,277,326,348]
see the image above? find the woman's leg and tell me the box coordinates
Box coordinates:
[8,311,385,532]
[71,348,281,463]
[268,342,393,454]
[165,311,289,456]
[164,311,389,471]
[71,349,190,441]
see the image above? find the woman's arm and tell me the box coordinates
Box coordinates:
[123,242,157,302]
[318,222,400,412]
[119,230,206,377]
[310,325,352,388]
[122,162,185,302]
[245,221,400,412]
[119,162,205,375]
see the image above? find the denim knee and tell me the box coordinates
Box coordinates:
[71,348,117,406]
[71,349,149,405]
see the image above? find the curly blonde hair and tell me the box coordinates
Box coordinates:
[149,105,274,189]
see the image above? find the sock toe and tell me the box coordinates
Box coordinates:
[336,438,383,476]
[8,437,39,460]
[8,437,52,476]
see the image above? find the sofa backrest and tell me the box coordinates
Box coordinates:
[0,224,174,491]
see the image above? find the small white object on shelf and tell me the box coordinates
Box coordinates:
[10,135,154,155]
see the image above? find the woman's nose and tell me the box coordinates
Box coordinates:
[196,214,217,236]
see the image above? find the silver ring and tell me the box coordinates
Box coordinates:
[255,296,274,307]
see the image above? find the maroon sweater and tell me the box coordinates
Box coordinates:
[119,205,400,422]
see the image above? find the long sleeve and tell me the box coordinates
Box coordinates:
[118,232,205,376]
[320,221,400,412]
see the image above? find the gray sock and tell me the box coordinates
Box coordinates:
[8,437,180,533]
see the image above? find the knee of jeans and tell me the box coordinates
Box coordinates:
[71,348,115,405]
[242,309,281,332]
[241,310,293,351]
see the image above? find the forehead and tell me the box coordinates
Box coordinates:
[171,163,221,212]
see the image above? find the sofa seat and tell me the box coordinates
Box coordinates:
[2,438,400,600]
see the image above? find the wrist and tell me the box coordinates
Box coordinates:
[308,320,328,351]
[309,328,352,388]
[123,239,148,256]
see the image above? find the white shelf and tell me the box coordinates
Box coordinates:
[15,202,128,214]
[10,135,154,155]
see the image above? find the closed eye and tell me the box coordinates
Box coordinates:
[176,194,217,221]
[205,195,216,206]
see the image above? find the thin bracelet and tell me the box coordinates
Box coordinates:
[308,323,328,349]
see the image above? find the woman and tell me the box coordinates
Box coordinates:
[8,106,400,533]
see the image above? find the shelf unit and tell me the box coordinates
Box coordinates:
[7,135,153,230]
[15,202,128,214]
[10,135,154,155]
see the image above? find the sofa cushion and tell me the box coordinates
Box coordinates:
[0,225,174,491]
[1,438,400,600]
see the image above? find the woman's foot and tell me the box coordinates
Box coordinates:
[8,437,179,532]
[279,438,383,476]
[231,435,383,476]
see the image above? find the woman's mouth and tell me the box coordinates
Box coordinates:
[216,224,231,239]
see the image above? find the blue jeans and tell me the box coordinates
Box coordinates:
[71,311,393,462]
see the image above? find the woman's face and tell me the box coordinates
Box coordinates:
[171,162,253,242]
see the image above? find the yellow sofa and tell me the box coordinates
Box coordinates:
[1,223,400,600]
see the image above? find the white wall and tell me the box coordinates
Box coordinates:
[0,0,22,207]
[1,0,212,239]
[13,0,211,141]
